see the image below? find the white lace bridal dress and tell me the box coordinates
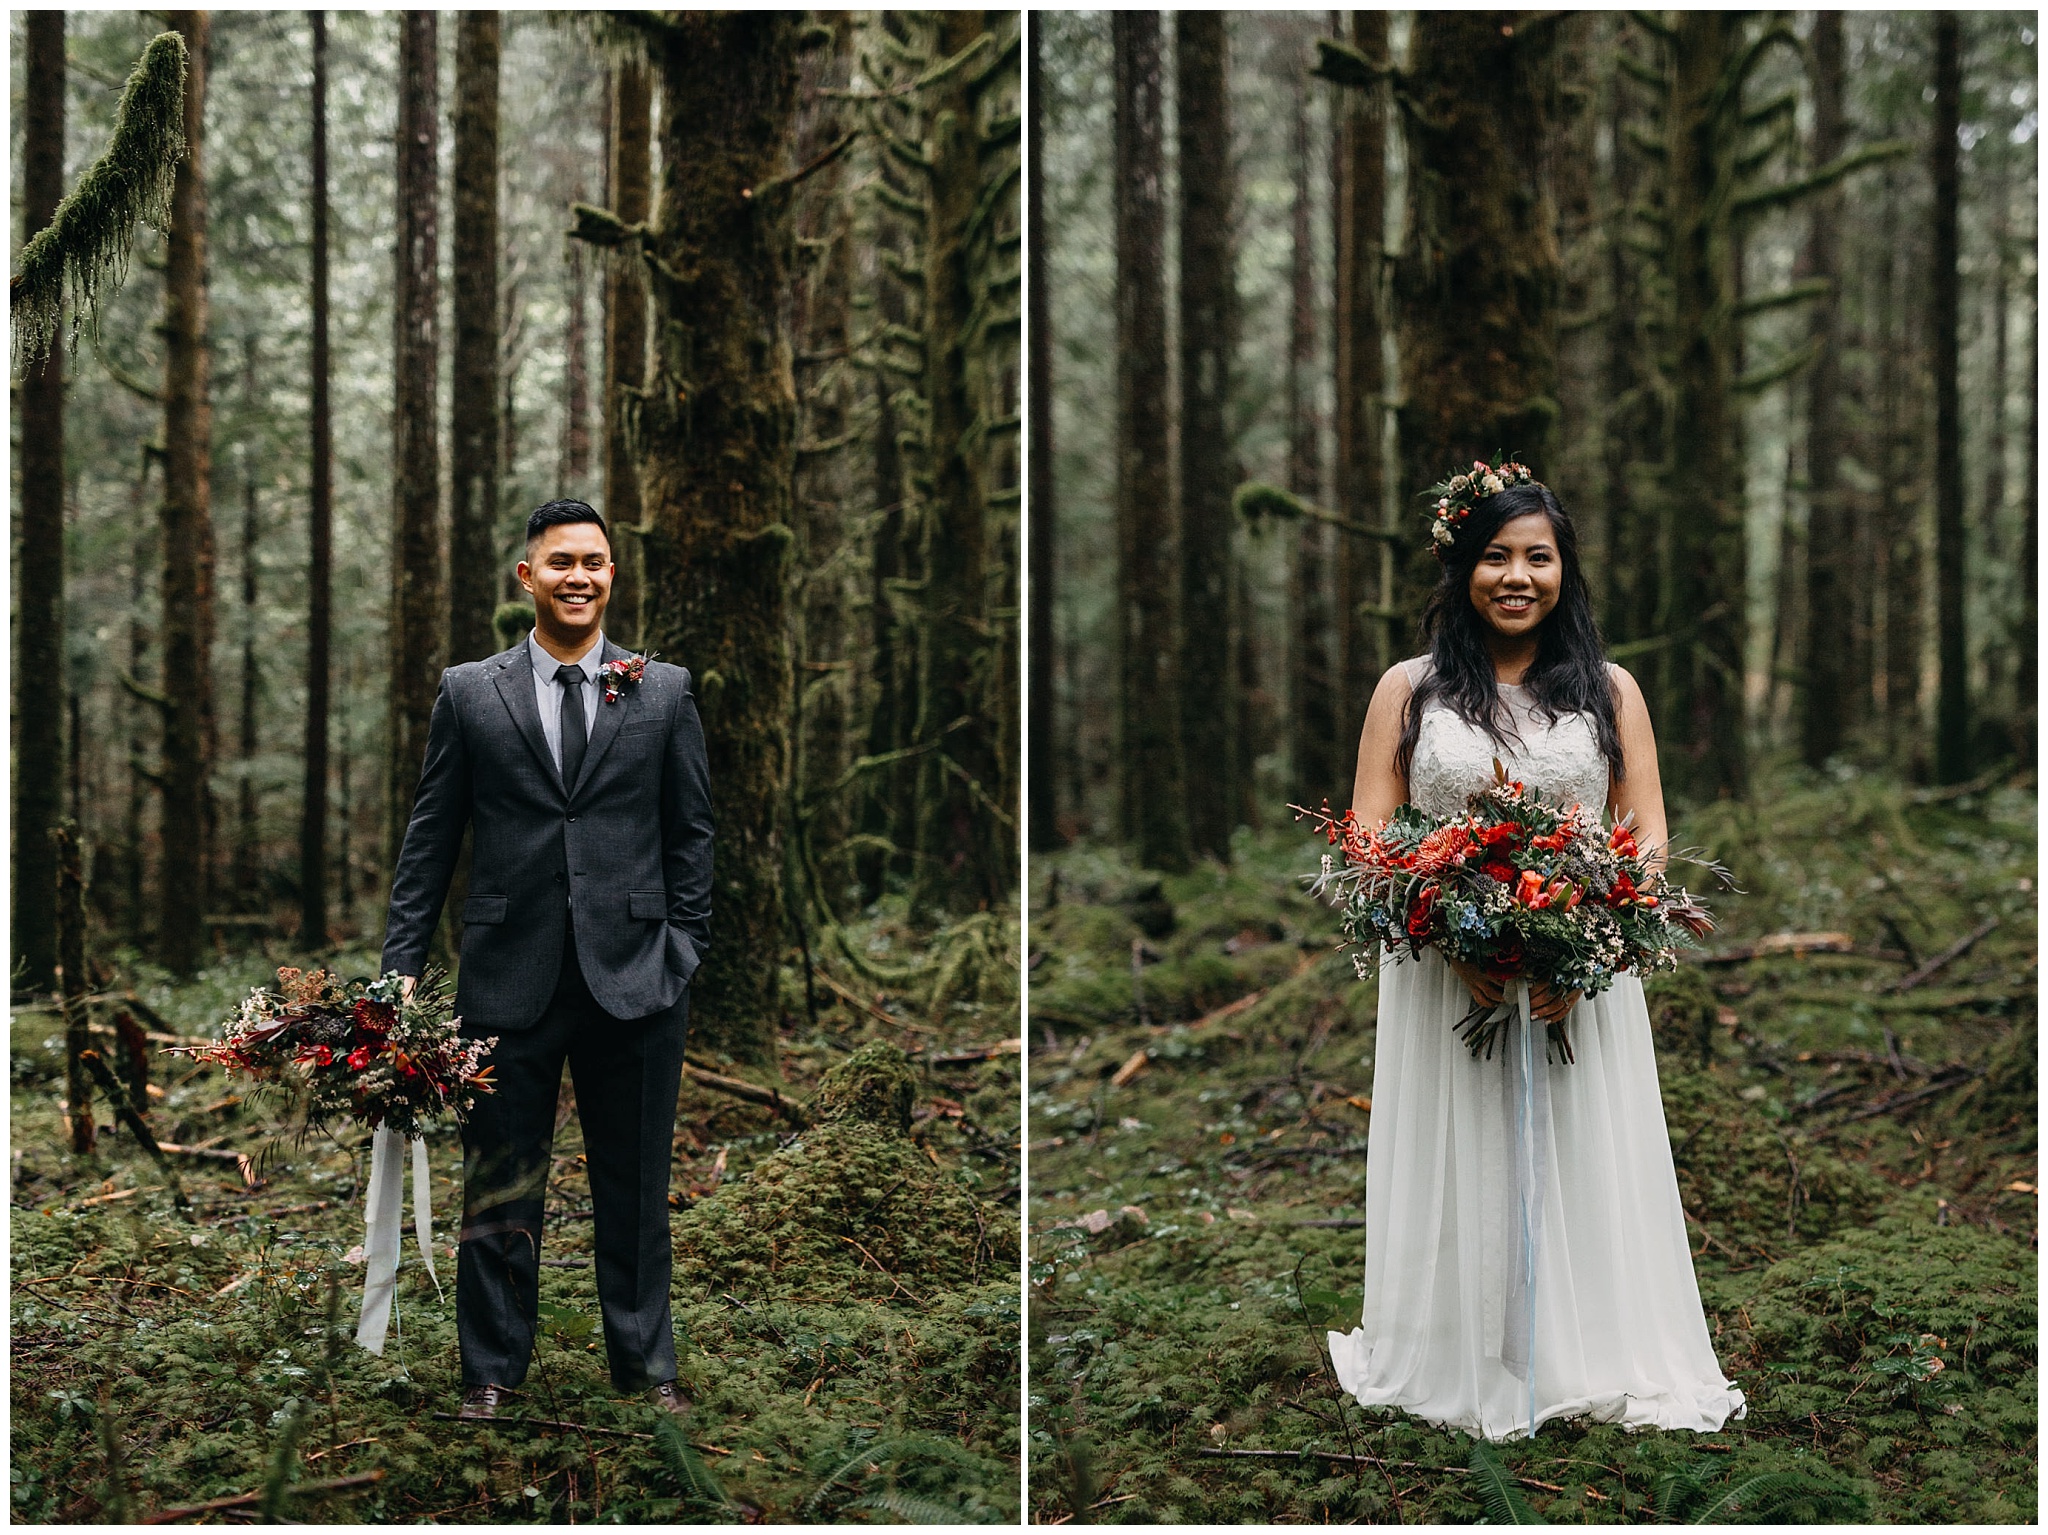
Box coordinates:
[1326,658,1746,1441]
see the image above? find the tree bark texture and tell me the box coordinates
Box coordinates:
[388,11,443,870]
[1027,14,1059,851]
[301,8,332,947]
[1799,11,1848,769]
[1285,74,1337,810]
[1395,12,1559,530]
[449,12,501,668]
[1931,14,1967,782]
[1654,13,1745,799]
[159,9,213,973]
[603,59,651,648]
[909,11,1016,920]
[1113,11,1190,872]
[563,237,592,489]
[16,10,66,989]
[235,344,261,905]
[57,826,94,1153]
[638,14,801,1061]
[1331,12,1386,795]
[1176,11,1238,860]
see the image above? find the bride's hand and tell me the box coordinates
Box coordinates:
[1528,979,1582,1025]
[1445,954,1504,1012]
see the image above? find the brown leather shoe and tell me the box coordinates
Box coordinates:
[459,1383,511,1421]
[649,1380,691,1418]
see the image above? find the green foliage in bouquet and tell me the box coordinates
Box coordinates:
[1300,761,1732,1063]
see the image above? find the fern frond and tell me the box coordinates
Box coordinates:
[653,1415,730,1511]
[1467,1439,1546,1524]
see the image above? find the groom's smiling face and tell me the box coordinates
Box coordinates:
[518,522,614,650]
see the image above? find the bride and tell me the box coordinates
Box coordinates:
[1324,463,1745,1441]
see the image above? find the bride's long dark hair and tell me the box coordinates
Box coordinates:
[1395,482,1624,782]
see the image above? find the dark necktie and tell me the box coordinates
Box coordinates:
[556,663,588,790]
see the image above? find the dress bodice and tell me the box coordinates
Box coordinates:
[1402,657,1612,820]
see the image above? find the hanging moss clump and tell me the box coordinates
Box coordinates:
[672,1043,1015,1302]
[11,31,188,369]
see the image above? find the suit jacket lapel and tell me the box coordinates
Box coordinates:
[493,644,566,795]
[568,638,633,801]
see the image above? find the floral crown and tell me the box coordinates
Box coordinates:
[1422,453,1541,558]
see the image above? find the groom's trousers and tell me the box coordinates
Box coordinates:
[456,921,689,1391]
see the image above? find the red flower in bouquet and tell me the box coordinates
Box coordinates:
[178,968,496,1143]
[1414,823,1476,875]
[1482,859,1517,884]
[1407,885,1439,937]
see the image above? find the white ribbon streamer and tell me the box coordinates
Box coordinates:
[355,1125,442,1355]
[1492,980,1549,1438]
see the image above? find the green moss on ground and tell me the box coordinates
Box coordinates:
[1028,766,2036,1523]
[12,904,1020,1524]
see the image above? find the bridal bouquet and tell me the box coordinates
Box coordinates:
[1298,762,1728,1063]
[181,966,496,1140]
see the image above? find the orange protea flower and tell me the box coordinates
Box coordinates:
[1413,822,1476,874]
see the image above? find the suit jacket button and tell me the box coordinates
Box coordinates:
[568,814,577,822]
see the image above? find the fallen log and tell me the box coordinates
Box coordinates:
[1810,1067,1983,1135]
[138,1469,384,1524]
[921,1038,1022,1066]
[1882,917,2001,994]
[681,1060,806,1125]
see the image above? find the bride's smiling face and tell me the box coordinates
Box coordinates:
[1467,512,1562,640]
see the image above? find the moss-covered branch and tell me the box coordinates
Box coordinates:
[11,31,187,371]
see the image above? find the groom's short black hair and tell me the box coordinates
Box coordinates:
[526,498,609,551]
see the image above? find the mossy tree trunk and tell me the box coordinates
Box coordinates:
[1113,12,1189,873]
[906,11,1020,921]
[1799,11,1847,770]
[15,10,66,990]
[234,340,261,904]
[159,9,213,974]
[1393,12,1559,548]
[1027,15,1060,852]
[1329,13,1388,782]
[449,12,500,668]
[602,58,651,648]
[1655,12,1745,799]
[1930,15,1966,783]
[388,11,443,873]
[301,9,332,948]
[637,13,801,1062]
[1176,11,1238,860]
[1598,18,1655,651]
[1285,71,1337,811]
[788,15,859,911]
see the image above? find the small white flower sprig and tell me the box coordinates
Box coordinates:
[1422,453,1538,557]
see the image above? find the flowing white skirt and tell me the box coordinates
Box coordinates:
[1327,948,1745,1440]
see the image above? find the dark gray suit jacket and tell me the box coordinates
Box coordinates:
[381,638,714,1031]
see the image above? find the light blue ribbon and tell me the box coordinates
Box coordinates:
[1486,980,1546,1438]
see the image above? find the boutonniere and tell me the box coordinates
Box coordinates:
[598,651,657,704]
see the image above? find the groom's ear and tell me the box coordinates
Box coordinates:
[515,559,534,593]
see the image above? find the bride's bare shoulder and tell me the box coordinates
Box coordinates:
[1605,660,1648,708]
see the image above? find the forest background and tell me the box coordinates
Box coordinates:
[11,11,1023,1523]
[1029,10,2037,1524]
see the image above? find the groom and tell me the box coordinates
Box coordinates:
[382,498,713,1421]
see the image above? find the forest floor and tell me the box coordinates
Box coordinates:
[1027,763,2036,1524]
[11,902,1021,1524]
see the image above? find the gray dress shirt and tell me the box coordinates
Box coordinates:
[528,628,604,773]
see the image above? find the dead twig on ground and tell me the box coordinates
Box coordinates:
[1882,917,2001,994]
[681,1060,806,1125]
[138,1470,384,1523]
